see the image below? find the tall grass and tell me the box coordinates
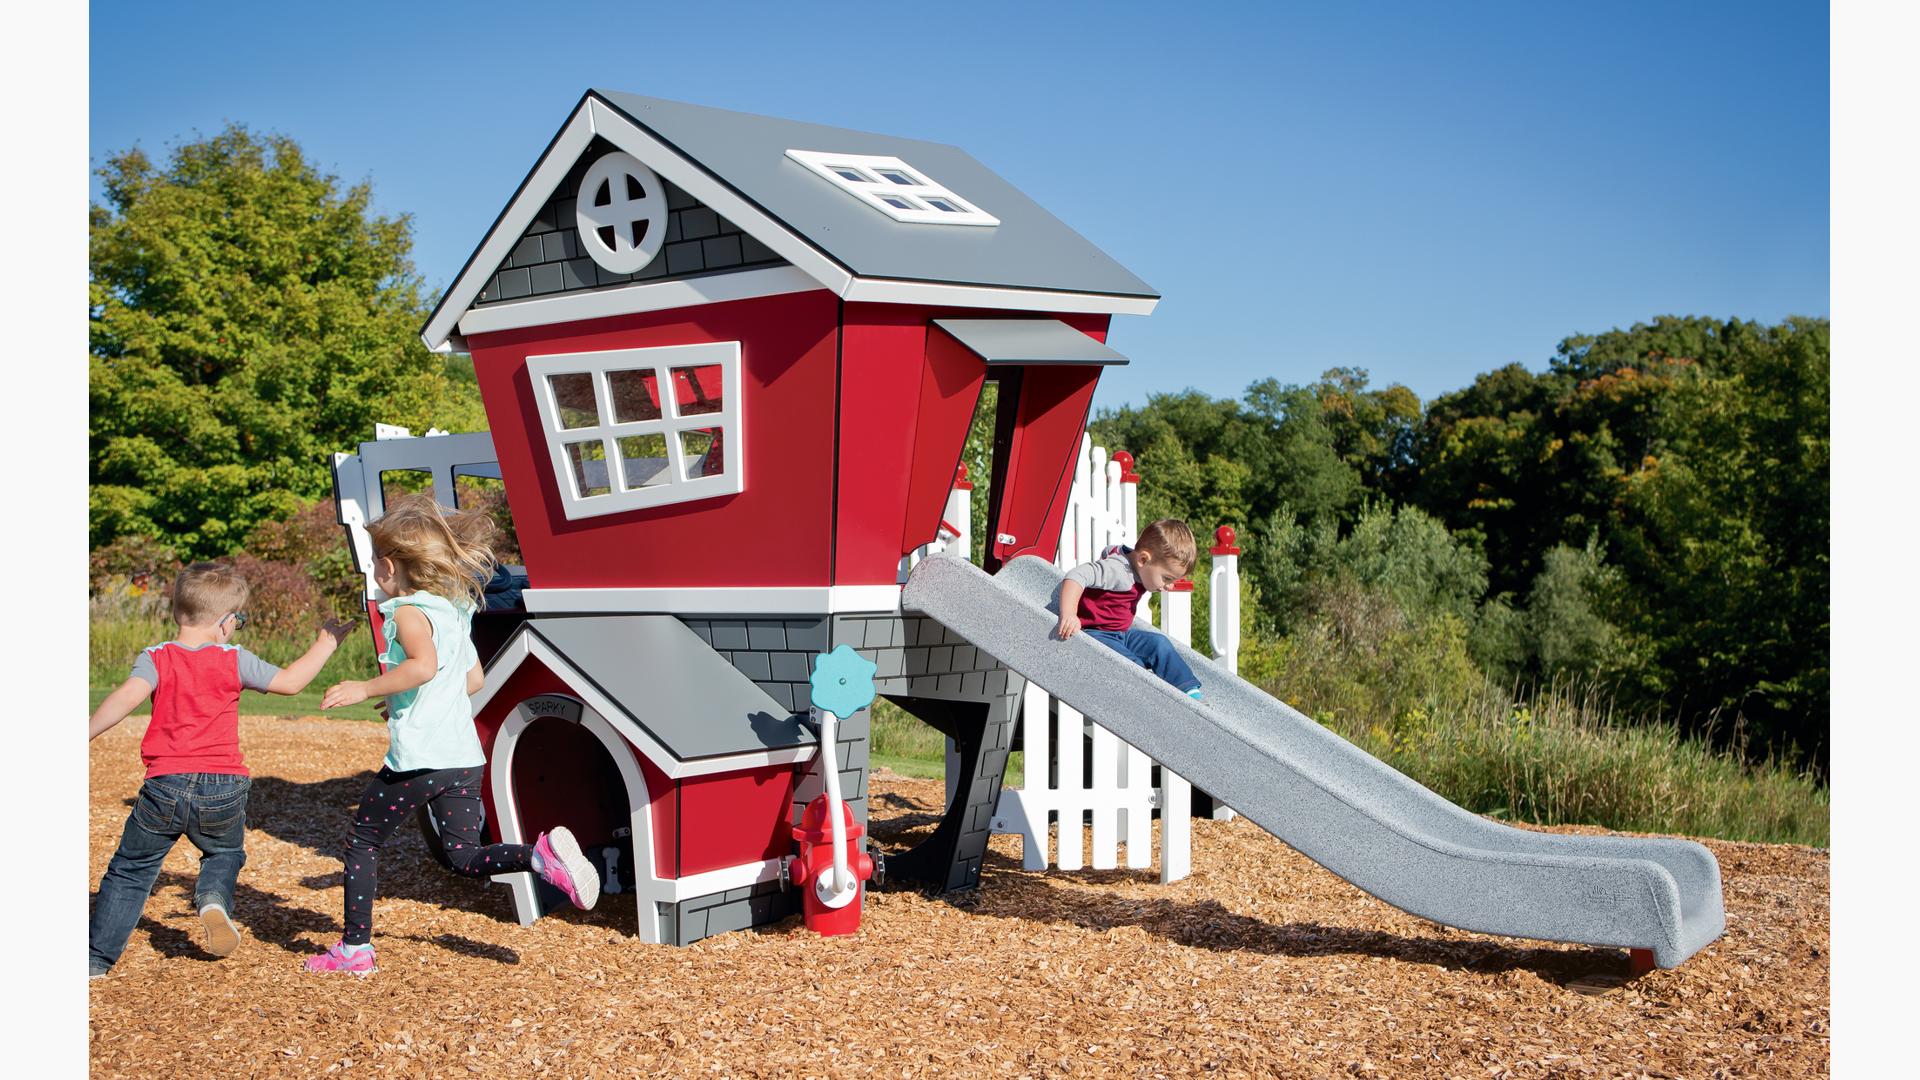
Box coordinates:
[1241,626,1828,846]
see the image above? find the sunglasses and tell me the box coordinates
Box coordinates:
[222,611,250,631]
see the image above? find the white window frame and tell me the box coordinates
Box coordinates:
[527,341,744,520]
[785,149,1000,227]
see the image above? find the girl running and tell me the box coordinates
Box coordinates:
[307,493,598,974]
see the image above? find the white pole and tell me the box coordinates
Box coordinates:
[815,709,856,906]
[1208,526,1242,675]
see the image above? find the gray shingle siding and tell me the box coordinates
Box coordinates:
[474,137,786,307]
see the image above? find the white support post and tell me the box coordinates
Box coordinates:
[1202,525,1242,822]
[948,463,974,566]
[1158,582,1194,883]
[1054,702,1086,871]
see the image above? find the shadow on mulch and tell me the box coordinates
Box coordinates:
[244,773,381,859]
[868,783,1626,987]
[388,932,522,964]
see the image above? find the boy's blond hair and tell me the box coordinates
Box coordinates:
[172,562,251,627]
[367,492,500,609]
[1136,518,1198,575]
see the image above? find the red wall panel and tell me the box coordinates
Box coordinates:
[673,764,801,876]
[834,305,1112,584]
[466,290,841,589]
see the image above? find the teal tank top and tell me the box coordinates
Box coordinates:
[377,591,486,772]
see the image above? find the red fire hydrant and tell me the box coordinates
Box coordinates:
[789,795,874,936]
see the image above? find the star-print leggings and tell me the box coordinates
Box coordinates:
[341,765,534,946]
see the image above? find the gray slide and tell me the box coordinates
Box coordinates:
[903,555,1726,969]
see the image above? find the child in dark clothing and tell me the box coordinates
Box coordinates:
[1053,518,1205,699]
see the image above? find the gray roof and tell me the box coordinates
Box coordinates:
[932,318,1129,366]
[591,90,1158,299]
[526,616,814,762]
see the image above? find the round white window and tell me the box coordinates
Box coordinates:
[576,152,669,274]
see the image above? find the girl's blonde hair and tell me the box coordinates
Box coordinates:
[367,492,500,610]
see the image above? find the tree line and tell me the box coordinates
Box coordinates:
[1091,316,1829,770]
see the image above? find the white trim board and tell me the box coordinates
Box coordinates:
[457,266,826,338]
[521,585,904,616]
[841,278,1159,316]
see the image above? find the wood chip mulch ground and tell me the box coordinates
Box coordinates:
[88,716,1829,1078]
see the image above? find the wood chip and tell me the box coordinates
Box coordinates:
[87,716,1830,1077]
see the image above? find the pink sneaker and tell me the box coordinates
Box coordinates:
[533,827,600,911]
[303,941,376,976]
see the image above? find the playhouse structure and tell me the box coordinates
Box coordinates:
[334,90,1726,971]
[336,90,1157,944]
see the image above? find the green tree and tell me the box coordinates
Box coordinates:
[90,125,485,558]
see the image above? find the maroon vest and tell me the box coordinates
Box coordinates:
[1076,546,1146,631]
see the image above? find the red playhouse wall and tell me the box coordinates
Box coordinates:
[465,289,842,589]
[984,362,1104,569]
[832,305,1111,584]
[673,765,801,876]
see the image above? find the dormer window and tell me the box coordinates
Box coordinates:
[785,149,1000,227]
[527,342,744,520]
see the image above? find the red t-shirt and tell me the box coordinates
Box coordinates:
[1072,545,1149,631]
[130,643,279,779]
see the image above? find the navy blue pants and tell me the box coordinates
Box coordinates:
[89,773,249,974]
[1083,627,1202,693]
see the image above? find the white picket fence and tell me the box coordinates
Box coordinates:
[936,434,1241,884]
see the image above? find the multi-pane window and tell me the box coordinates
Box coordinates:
[785,150,1000,227]
[527,342,743,519]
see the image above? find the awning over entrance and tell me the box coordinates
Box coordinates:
[931,318,1129,366]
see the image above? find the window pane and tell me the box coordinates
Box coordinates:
[565,440,611,497]
[671,365,724,417]
[679,428,725,479]
[831,166,870,182]
[549,373,599,429]
[617,434,671,489]
[876,169,916,186]
[879,194,914,210]
[607,368,663,423]
[925,197,963,213]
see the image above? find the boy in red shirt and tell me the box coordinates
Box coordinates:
[88,562,351,977]
[1053,518,1205,699]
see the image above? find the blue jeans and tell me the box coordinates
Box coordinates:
[89,773,250,974]
[1083,627,1202,693]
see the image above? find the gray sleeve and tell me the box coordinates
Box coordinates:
[235,648,282,692]
[130,650,157,687]
[1065,553,1137,591]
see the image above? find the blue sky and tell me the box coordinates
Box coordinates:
[88,1,1829,412]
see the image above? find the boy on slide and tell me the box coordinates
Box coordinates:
[1052,518,1205,700]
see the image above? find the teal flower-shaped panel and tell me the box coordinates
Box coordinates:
[809,644,878,717]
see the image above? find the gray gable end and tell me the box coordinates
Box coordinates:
[475,136,788,307]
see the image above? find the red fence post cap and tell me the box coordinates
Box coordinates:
[1211,525,1241,556]
[1112,450,1140,483]
[953,461,973,490]
[1168,578,1196,592]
